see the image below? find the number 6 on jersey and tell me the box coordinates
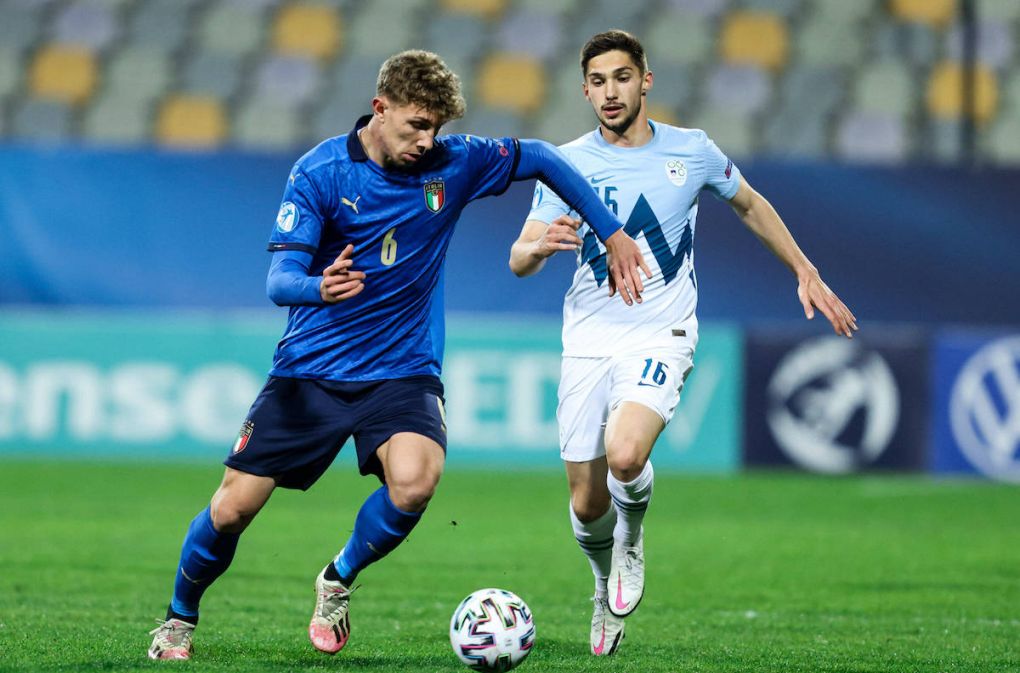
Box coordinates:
[381,227,397,266]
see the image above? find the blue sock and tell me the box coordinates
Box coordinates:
[333,486,422,583]
[169,507,240,618]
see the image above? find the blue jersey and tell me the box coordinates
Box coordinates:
[267,116,521,381]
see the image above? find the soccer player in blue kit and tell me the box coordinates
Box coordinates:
[510,31,857,655]
[147,49,650,661]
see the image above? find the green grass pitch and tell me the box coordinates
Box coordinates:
[0,459,1017,672]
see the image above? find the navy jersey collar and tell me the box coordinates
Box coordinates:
[347,115,372,161]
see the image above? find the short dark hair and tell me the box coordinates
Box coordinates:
[376,50,466,123]
[580,30,649,77]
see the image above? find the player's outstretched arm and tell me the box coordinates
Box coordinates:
[266,245,365,306]
[509,215,581,277]
[514,139,650,304]
[728,177,858,338]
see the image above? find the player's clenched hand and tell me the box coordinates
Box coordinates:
[320,244,366,303]
[604,229,651,306]
[797,270,857,338]
[536,215,582,258]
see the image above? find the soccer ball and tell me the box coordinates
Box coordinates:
[449,588,535,672]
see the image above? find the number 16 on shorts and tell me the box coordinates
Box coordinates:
[639,359,669,387]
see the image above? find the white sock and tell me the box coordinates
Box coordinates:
[608,461,654,547]
[569,503,616,599]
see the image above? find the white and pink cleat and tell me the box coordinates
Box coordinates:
[148,618,196,660]
[608,528,645,618]
[308,568,354,654]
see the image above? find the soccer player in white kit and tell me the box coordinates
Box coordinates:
[510,31,857,656]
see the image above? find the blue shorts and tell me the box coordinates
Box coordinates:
[223,375,447,490]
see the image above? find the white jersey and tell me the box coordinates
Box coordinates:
[527,121,741,357]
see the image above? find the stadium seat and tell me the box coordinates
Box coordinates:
[644,9,713,67]
[346,2,416,59]
[796,14,865,67]
[460,104,527,139]
[0,47,23,100]
[495,9,562,62]
[29,44,98,105]
[476,54,545,114]
[181,51,244,99]
[648,65,697,110]
[313,91,369,141]
[761,105,829,159]
[809,0,874,22]
[985,115,1020,164]
[273,4,343,60]
[568,1,646,47]
[155,94,228,148]
[11,99,74,141]
[127,0,192,52]
[871,21,939,68]
[104,46,173,102]
[82,92,151,145]
[855,61,915,116]
[684,106,755,158]
[945,20,1015,71]
[531,61,594,145]
[425,12,487,78]
[516,0,576,15]
[926,61,999,126]
[330,54,385,102]
[706,64,773,115]
[197,2,265,56]
[1003,71,1020,114]
[922,118,964,163]
[835,110,908,163]
[52,0,119,51]
[719,11,790,72]
[439,0,508,19]
[664,0,729,19]
[780,65,846,117]
[889,0,956,29]
[233,99,302,150]
[978,0,1020,22]
[0,3,45,53]
[253,55,321,108]
[742,0,802,19]
[646,102,679,127]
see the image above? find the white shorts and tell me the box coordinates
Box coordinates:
[557,345,695,463]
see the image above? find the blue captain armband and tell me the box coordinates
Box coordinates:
[514,138,623,243]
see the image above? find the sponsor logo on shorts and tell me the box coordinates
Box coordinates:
[950,336,1020,482]
[232,420,254,454]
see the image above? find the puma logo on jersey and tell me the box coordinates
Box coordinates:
[342,196,361,214]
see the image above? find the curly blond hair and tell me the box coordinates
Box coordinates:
[376,50,466,123]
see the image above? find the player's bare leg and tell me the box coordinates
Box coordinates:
[566,459,624,654]
[149,469,275,660]
[310,433,444,654]
[604,402,663,617]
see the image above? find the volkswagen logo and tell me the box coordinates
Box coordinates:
[950,336,1020,482]
[766,337,899,473]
